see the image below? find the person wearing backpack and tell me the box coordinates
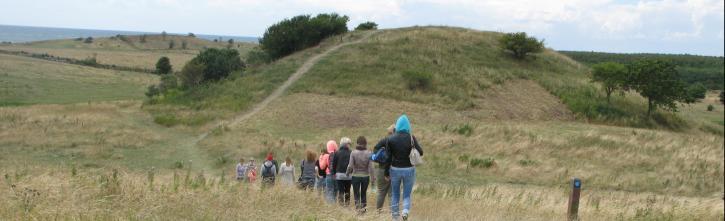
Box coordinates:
[384,115,423,221]
[323,140,338,203]
[299,150,318,190]
[372,124,395,212]
[315,147,328,194]
[331,137,353,206]
[260,155,277,187]
[346,136,376,214]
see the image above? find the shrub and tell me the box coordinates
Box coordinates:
[190,48,245,82]
[145,85,160,98]
[168,40,175,49]
[683,83,707,103]
[181,40,187,49]
[188,33,196,37]
[83,37,93,44]
[155,57,172,74]
[402,70,433,90]
[355,21,378,30]
[707,104,714,111]
[499,32,543,59]
[78,56,98,66]
[260,13,349,59]
[177,61,206,88]
[153,114,179,127]
[470,157,495,168]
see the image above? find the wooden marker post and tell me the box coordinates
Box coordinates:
[567,178,582,221]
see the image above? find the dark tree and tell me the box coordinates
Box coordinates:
[355,21,378,30]
[627,59,689,116]
[260,13,349,59]
[156,57,172,74]
[178,61,206,88]
[499,32,544,59]
[188,33,196,37]
[181,40,187,49]
[83,37,93,44]
[168,40,175,49]
[591,62,627,104]
[683,83,707,103]
[720,91,725,105]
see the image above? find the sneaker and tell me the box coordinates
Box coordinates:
[402,213,408,221]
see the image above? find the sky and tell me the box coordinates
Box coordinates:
[1,0,723,56]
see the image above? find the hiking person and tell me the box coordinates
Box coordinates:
[316,147,328,193]
[278,157,296,186]
[236,158,247,181]
[323,140,338,203]
[299,150,317,190]
[332,137,353,206]
[266,152,280,174]
[260,155,277,187]
[247,158,257,182]
[373,124,395,212]
[384,115,424,220]
[347,136,375,214]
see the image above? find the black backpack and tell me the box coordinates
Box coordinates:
[262,161,274,178]
[315,160,325,177]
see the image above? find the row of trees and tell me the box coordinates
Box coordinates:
[591,60,707,116]
[260,13,350,60]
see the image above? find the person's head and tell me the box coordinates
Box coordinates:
[239,157,245,163]
[395,114,411,134]
[306,150,317,162]
[326,140,338,153]
[266,152,274,161]
[285,157,292,165]
[249,158,256,165]
[387,124,396,135]
[340,137,352,148]
[321,146,328,155]
[356,136,367,150]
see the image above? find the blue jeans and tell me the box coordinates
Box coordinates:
[315,176,325,193]
[390,167,416,218]
[324,175,337,204]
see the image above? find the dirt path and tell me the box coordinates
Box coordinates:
[183,31,377,168]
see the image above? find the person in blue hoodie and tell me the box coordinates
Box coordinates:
[383,114,423,221]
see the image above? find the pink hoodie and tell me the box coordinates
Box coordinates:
[320,140,338,175]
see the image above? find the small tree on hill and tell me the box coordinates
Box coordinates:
[627,59,691,116]
[188,33,196,37]
[83,37,93,44]
[192,48,245,82]
[355,21,378,30]
[168,40,175,49]
[156,57,172,74]
[499,32,544,59]
[591,62,627,104]
[683,83,707,103]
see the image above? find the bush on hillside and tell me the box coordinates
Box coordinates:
[156,57,172,74]
[499,32,544,59]
[402,70,433,91]
[683,83,707,103]
[83,37,93,44]
[707,104,714,111]
[188,33,196,37]
[168,40,175,49]
[191,48,245,82]
[177,61,206,88]
[181,40,188,49]
[355,21,378,30]
[260,13,349,60]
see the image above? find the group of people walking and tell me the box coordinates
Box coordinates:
[234,115,424,221]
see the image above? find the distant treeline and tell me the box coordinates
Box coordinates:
[560,51,724,90]
[0,49,156,74]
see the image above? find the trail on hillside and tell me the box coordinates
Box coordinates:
[184,31,377,168]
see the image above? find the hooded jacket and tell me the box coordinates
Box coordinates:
[321,140,338,175]
[382,115,423,176]
[331,144,352,178]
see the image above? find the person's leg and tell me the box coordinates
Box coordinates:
[325,176,335,203]
[375,168,386,211]
[351,177,362,210]
[344,180,352,206]
[337,179,345,205]
[389,168,403,219]
[402,168,416,216]
[360,176,369,210]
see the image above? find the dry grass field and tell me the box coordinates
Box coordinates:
[0,27,722,220]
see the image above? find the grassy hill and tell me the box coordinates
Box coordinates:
[0,34,256,70]
[1,26,723,220]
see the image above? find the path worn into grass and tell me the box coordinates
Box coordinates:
[184,31,377,169]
